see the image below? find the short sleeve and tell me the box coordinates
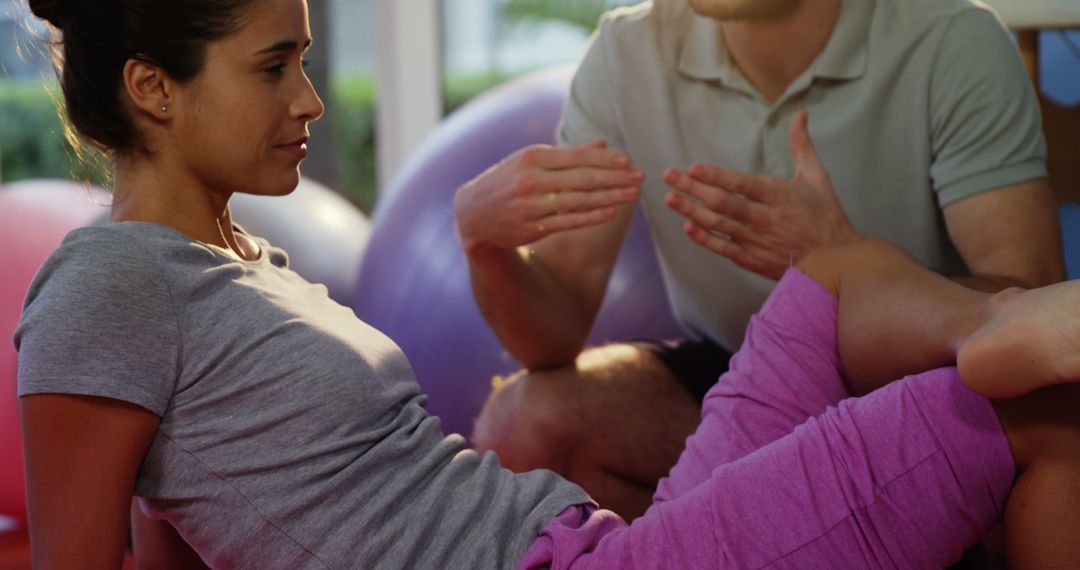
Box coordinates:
[557,14,627,150]
[929,8,1047,207]
[14,228,181,416]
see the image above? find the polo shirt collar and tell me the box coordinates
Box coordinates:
[677,0,875,85]
[677,14,738,84]
[813,0,874,80]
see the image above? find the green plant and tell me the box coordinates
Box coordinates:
[329,71,517,212]
[504,0,626,33]
[0,80,108,185]
[330,75,378,211]
[445,71,515,111]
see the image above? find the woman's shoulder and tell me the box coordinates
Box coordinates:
[49,222,145,267]
[57,220,187,253]
[53,221,212,272]
[25,223,183,312]
[15,223,185,417]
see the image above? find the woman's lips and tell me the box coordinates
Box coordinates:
[276,140,308,159]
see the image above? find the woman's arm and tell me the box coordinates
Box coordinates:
[21,394,160,570]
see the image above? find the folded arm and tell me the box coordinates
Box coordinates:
[21,394,159,570]
[455,143,642,370]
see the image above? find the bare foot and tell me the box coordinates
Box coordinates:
[957,281,1080,398]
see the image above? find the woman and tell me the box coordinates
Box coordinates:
[15,0,1080,568]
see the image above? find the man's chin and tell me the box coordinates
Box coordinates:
[688,0,801,22]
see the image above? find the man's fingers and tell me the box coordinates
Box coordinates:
[684,220,741,256]
[684,164,771,203]
[665,191,753,242]
[788,110,829,188]
[522,143,629,171]
[537,166,644,192]
[664,169,763,223]
[684,222,786,280]
[684,221,768,275]
[538,186,638,217]
[533,207,618,238]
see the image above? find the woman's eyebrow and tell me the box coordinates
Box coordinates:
[253,38,312,56]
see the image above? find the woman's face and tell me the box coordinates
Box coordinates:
[171,0,324,199]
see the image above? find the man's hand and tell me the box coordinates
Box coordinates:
[454,141,642,253]
[663,110,858,280]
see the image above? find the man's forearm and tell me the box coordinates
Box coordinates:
[467,243,596,371]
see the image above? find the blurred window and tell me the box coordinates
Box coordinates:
[441,0,636,113]
[3,1,1075,213]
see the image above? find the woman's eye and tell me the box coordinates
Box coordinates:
[265,64,286,77]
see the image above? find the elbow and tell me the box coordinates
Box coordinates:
[518,337,588,373]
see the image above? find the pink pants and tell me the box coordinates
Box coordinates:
[519,269,1014,569]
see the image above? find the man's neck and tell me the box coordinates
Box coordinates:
[720,0,842,104]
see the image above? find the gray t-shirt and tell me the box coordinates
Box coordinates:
[15,222,588,569]
[560,0,1046,350]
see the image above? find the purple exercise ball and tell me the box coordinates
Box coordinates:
[352,67,683,438]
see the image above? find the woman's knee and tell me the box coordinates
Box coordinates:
[993,384,1080,471]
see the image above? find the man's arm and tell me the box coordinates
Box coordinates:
[455,144,641,370]
[943,179,1064,292]
[928,9,1061,291]
[455,16,643,371]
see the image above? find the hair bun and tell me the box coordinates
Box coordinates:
[29,0,68,29]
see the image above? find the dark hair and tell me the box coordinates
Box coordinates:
[27,0,255,158]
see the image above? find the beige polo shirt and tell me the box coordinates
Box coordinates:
[558,0,1046,351]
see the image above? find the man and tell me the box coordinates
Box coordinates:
[453,0,1064,519]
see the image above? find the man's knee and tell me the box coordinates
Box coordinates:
[471,343,689,474]
[472,366,582,474]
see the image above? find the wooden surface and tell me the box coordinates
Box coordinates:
[1042,94,1080,204]
[1018,30,1080,204]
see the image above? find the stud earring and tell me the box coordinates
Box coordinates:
[161,105,168,113]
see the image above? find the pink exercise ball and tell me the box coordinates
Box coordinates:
[0,179,109,526]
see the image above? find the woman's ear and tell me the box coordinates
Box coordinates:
[122,58,173,120]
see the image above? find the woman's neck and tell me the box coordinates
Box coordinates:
[111,156,260,261]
